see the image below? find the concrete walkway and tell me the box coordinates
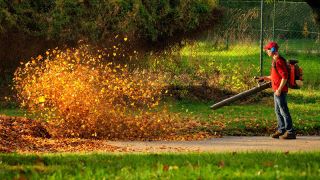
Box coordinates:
[107,136,320,153]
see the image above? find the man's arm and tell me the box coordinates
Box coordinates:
[278,79,287,92]
[275,58,289,94]
[277,78,287,92]
[275,78,287,96]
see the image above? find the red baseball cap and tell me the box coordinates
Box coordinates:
[264,42,279,51]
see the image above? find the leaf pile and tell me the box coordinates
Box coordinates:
[0,115,130,153]
[0,115,222,153]
[0,115,46,152]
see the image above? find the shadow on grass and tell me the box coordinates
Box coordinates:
[288,93,318,104]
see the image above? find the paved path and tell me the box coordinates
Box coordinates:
[107,136,320,153]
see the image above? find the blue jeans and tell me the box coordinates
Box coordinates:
[274,93,294,134]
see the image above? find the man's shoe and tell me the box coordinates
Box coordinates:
[280,132,296,139]
[271,131,284,138]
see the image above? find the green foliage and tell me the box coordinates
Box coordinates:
[0,1,52,35]
[1,153,320,179]
[0,0,219,42]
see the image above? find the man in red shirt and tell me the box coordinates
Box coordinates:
[260,42,296,139]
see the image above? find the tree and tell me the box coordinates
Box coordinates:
[306,0,320,24]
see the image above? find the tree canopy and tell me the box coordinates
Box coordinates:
[0,0,220,43]
[306,0,320,24]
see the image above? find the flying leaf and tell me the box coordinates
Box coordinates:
[38,96,46,103]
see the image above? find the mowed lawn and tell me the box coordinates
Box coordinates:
[1,152,320,179]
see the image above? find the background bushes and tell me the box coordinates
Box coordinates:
[0,0,221,86]
[0,0,220,43]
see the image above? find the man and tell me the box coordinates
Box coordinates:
[260,42,296,139]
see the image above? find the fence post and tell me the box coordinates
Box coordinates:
[260,0,264,76]
[272,0,276,40]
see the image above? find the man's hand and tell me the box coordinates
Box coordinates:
[261,76,271,81]
[254,76,269,82]
[275,89,281,96]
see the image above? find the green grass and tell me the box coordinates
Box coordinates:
[0,152,319,179]
[0,108,26,117]
[166,87,320,135]
[180,39,320,87]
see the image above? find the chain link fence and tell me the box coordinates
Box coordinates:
[264,1,320,51]
[202,0,320,88]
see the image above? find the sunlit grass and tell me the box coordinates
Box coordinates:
[181,42,261,58]
[179,39,320,88]
[1,152,319,179]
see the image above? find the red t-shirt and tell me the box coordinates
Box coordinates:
[270,56,288,92]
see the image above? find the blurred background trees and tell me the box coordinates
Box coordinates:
[0,0,221,80]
